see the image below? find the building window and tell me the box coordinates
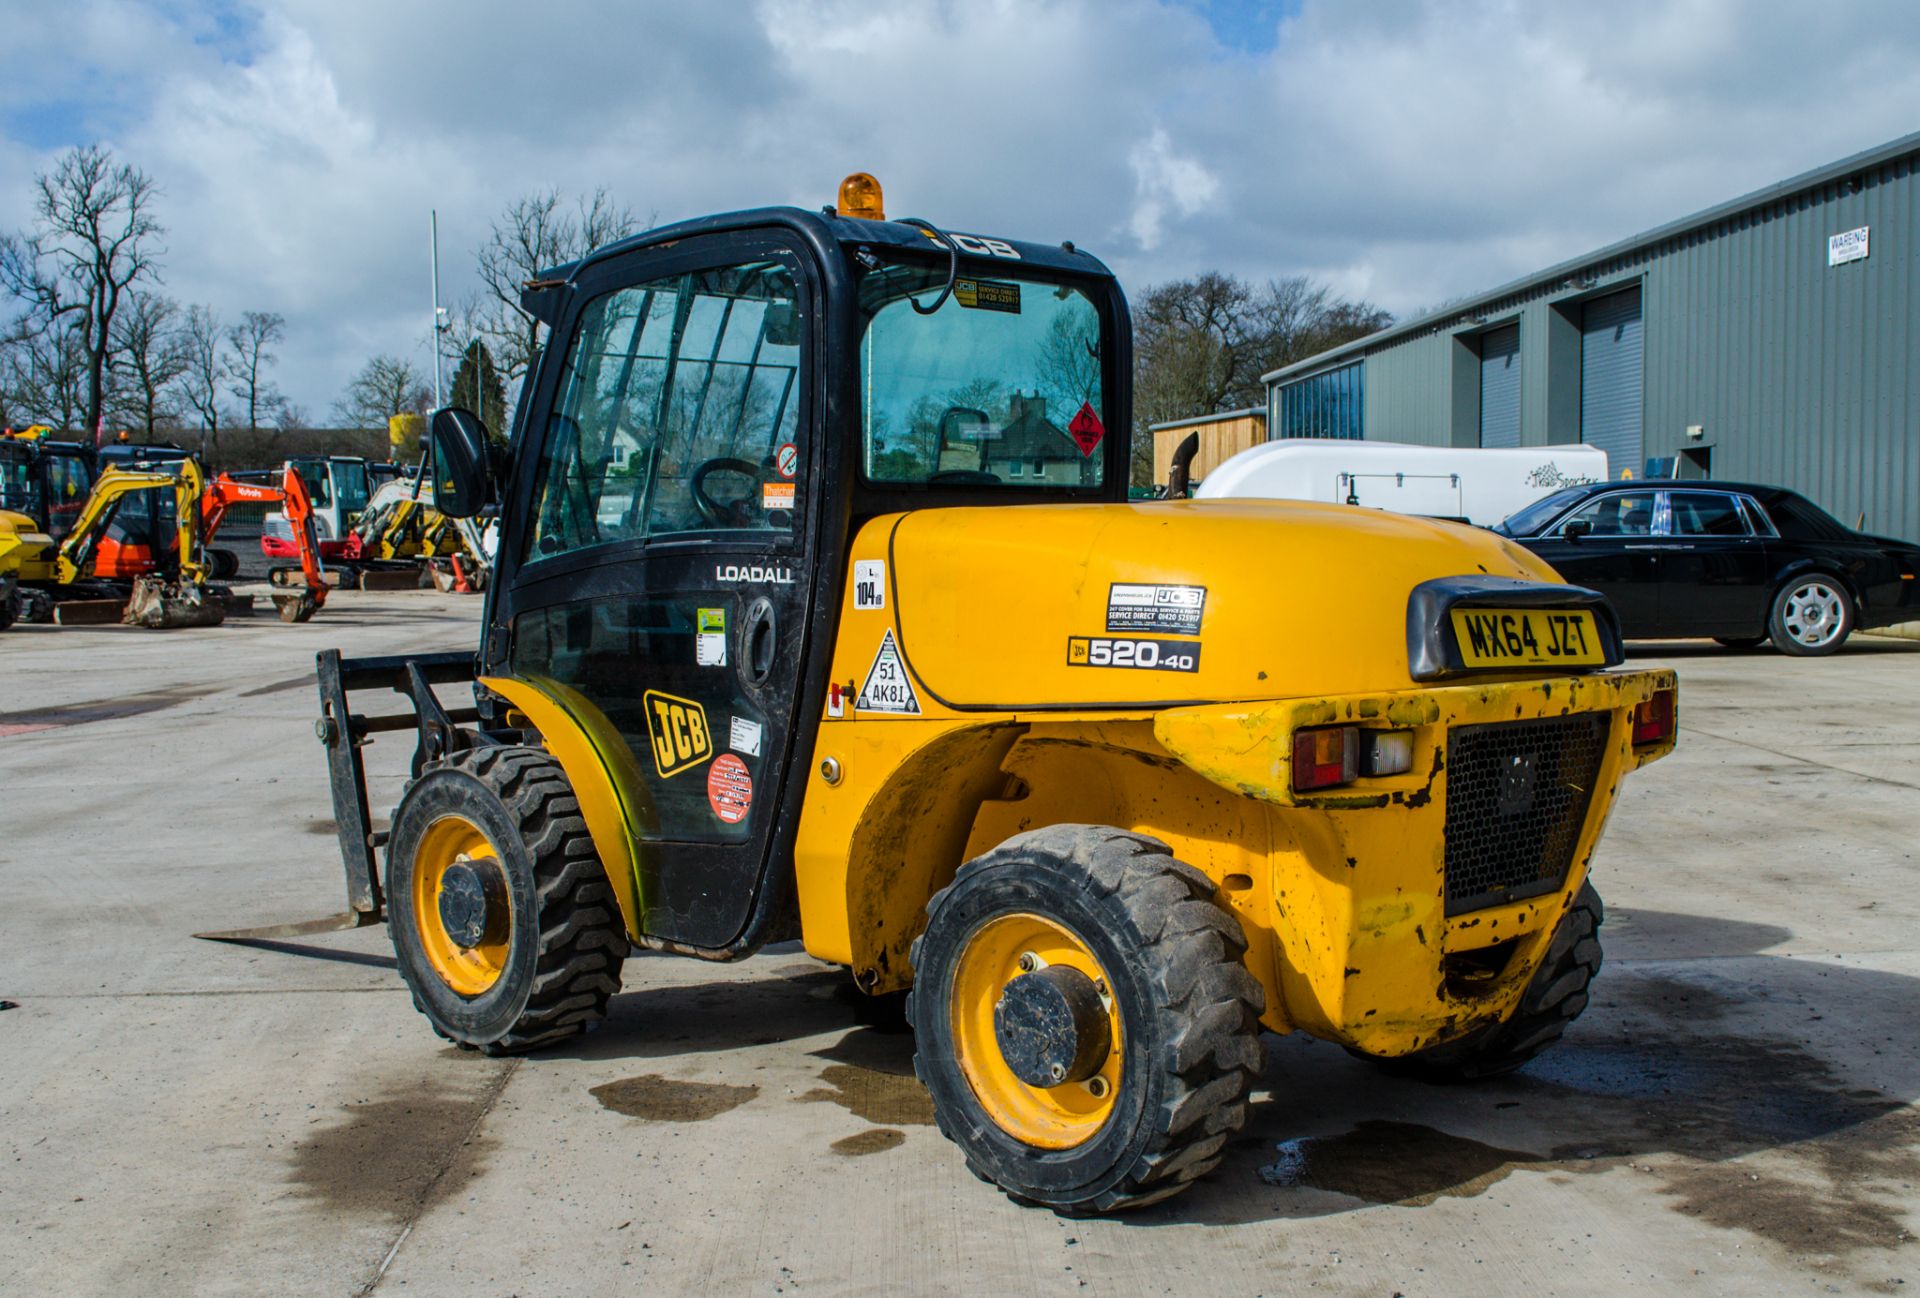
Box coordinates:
[1276,361,1365,439]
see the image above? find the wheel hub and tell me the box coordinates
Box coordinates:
[993,965,1112,1088]
[437,858,504,950]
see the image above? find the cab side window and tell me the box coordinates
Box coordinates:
[526,259,802,562]
[1561,491,1657,536]
[1670,492,1751,537]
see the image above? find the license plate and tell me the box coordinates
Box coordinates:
[1449,608,1604,668]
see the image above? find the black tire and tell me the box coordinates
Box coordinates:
[1366,882,1604,1083]
[1769,574,1853,656]
[909,825,1264,1214]
[208,547,240,580]
[1713,635,1766,650]
[0,589,14,632]
[387,746,626,1055]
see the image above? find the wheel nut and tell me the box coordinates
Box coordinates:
[1086,1076,1110,1099]
[1017,952,1040,973]
[1049,1062,1066,1083]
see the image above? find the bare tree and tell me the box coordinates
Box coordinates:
[0,145,164,440]
[333,354,429,430]
[225,310,286,431]
[475,188,642,386]
[108,291,189,436]
[1130,272,1390,485]
[177,304,229,462]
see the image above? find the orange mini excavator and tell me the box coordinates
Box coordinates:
[201,464,332,623]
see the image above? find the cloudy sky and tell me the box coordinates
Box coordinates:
[4,0,1919,421]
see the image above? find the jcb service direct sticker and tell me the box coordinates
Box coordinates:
[1065,636,1201,672]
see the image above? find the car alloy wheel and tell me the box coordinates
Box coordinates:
[1781,580,1846,650]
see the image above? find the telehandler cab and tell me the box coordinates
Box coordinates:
[233,176,1676,1212]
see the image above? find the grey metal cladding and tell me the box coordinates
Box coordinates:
[1270,135,1920,543]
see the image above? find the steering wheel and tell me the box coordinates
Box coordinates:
[690,457,763,527]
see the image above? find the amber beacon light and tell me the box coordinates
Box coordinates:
[837,172,886,221]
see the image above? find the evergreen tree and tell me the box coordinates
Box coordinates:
[449,338,508,442]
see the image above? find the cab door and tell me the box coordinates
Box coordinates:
[489,234,820,950]
[1660,490,1772,635]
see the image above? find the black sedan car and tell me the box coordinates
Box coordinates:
[1496,481,1920,655]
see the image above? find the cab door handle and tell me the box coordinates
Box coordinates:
[742,597,777,687]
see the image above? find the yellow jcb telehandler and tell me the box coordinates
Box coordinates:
[215,176,1676,1213]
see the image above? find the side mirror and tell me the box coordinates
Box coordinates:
[1562,519,1592,541]
[428,407,491,518]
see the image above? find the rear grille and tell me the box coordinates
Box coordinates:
[1443,713,1610,917]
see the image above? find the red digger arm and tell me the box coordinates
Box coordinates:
[201,467,330,621]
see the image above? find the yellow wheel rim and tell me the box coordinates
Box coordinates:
[950,912,1123,1150]
[411,814,511,997]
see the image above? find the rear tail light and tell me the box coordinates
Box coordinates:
[1292,727,1415,793]
[1632,688,1677,746]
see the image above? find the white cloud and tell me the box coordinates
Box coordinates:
[3,0,1919,418]
[1127,127,1221,250]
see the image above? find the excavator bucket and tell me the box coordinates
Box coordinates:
[273,589,321,623]
[123,574,224,629]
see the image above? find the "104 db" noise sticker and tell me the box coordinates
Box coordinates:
[1066,636,1201,672]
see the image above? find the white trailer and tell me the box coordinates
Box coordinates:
[1193,439,1610,526]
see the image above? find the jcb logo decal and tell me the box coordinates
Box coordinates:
[643,690,712,777]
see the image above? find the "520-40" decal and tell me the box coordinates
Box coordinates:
[1065,636,1201,673]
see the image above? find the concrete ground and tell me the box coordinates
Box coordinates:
[2,594,1917,1297]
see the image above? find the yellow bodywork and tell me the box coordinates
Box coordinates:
[495,498,1675,1058]
[0,509,57,582]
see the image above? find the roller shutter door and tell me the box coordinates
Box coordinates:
[1478,325,1521,448]
[1581,288,1643,477]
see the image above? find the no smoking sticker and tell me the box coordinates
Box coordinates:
[708,753,753,824]
[775,443,798,479]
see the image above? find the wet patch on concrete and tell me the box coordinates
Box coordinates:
[1655,1110,1920,1259]
[591,1074,759,1122]
[831,1128,906,1156]
[797,1064,935,1127]
[1,684,215,730]
[288,1070,506,1220]
[1208,965,1920,1278]
[1257,1120,1551,1206]
[239,674,316,698]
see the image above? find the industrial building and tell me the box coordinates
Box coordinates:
[1264,131,1920,542]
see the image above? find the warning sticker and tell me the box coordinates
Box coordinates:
[1068,401,1105,457]
[643,690,712,777]
[953,277,1021,313]
[1106,583,1205,635]
[707,753,753,824]
[826,680,848,719]
[729,715,763,757]
[762,481,796,510]
[855,629,921,714]
[775,443,798,479]
[696,607,727,667]
[1066,636,1201,673]
[853,559,886,610]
